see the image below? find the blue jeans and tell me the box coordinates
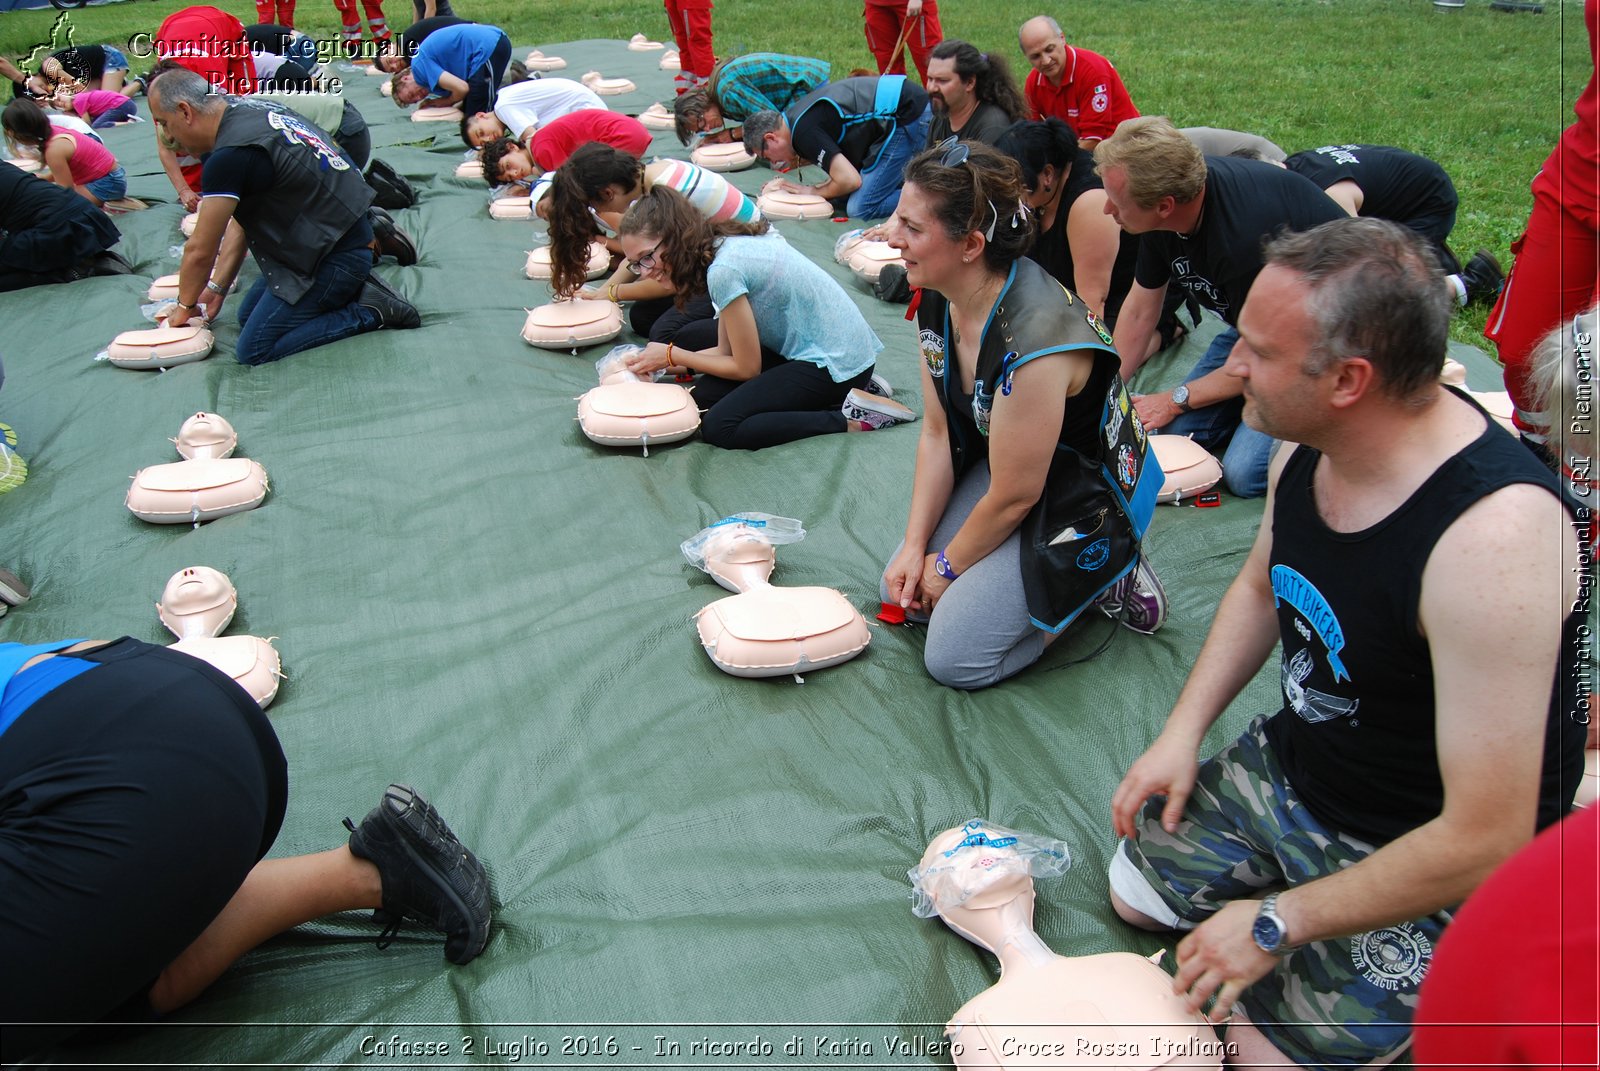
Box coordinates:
[234,246,376,366]
[1161,325,1277,499]
[84,166,126,203]
[846,104,931,220]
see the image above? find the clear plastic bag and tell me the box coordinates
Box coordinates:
[681,513,806,574]
[833,227,867,265]
[141,300,176,323]
[908,818,1071,918]
[594,344,645,384]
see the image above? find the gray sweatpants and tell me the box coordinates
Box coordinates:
[880,461,1049,690]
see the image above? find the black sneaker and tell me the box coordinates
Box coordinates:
[873,262,912,304]
[1460,250,1504,306]
[367,206,418,266]
[358,274,421,329]
[344,784,492,965]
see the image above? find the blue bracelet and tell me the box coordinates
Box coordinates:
[935,550,960,580]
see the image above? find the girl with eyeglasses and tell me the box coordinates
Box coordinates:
[545,143,759,351]
[615,186,908,449]
[881,140,1167,689]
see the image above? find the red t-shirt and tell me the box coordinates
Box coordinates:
[1024,46,1138,143]
[155,5,256,95]
[1413,805,1598,1069]
[1532,0,1598,226]
[530,110,653,172]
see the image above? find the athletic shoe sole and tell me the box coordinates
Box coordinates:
[0,567,31,606]
[843,388,916,425]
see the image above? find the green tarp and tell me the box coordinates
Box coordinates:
[0,40,1505,1068]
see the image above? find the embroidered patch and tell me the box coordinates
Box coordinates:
[919,327,946,378]
[1116,443,1138,489]
[1091,86,1109,113]
[267,110,350,171]
[1076,537,1111,571]
[1103,400,1125,451]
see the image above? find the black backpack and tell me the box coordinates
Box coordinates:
[365,158,416,210]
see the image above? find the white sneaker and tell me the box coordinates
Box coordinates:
[842,388,917,430]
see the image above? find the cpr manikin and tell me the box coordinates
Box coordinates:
[910,821,1221,1071]
[126,412,269,525]
[576,346,699,454]
[683,514,872,679]
[156,564,283,708]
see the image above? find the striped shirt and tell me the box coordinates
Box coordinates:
[650,159,761,224]
[711,53,831,122]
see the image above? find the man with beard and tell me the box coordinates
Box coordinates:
[923,39,1026,148]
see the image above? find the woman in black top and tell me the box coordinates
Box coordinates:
[995,116,1136,329]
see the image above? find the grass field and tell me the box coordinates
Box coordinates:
[0,0,1586,346]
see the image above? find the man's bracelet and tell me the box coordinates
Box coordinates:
[176,300,200,312]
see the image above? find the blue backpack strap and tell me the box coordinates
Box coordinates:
[873,74,906,117]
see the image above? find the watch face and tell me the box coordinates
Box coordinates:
[1252,912,1284,951]
[1172,385,1189,406]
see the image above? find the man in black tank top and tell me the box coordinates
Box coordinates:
[1106,218,1585,1067]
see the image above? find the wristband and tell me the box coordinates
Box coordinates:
[934,549,960,581]
[205,280,226,295]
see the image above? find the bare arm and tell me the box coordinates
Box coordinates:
[778,154,862,202]
[1064,190,1121,321]
[885,362,956,610]
[1169,481,1578,1020]
[156,141,200,211]
[1110,445,1291,839]
[425,71,469,108]
[1111,279,1165,382]
[1133,361,1246,431]
[43,135,75,193]
[168,197,241,325]
[624,294,764,381]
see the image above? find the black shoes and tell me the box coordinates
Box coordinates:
[873,262,912,304]
[344,784,492,965]
[1460,249,1505,306]
[357,273,421,330]
[367,206,418,266]
[365,159,417,210]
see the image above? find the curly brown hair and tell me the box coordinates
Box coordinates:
[616,186,769,309]
[545,143,646,298]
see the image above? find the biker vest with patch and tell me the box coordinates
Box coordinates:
[915,259,1162,633]
[1263,393,1586,844]
[212,98,372,303]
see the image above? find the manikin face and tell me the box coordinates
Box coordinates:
[1100,165,1167,235]
[1229,264,1325,442]
[887,183,970,293]
[495,145,537,184]
[1019,22,1067,84]
[465,112,507,147]
[925,57,973,116]
[619,232,674,291]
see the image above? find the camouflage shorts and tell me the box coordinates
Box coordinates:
[1110,714,1452,1067]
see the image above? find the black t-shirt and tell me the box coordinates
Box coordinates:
[1133,155,1345,325]
[790,78,927,174]
[1284,143,1457,230]
[926,101,1013,148]
[201,146,371,253]
[1029,147,1137,328]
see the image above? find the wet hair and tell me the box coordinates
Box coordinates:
[546,143,647,298]
[1529,305,1600,465]
[1,97,52,148]
[1092,115,1206,207]
[1262,217,1450,404]
[994,116,1078,191]
[616,186,769,309]
[740,110,783,159]
[901,140,1035,273]
[928,40,1027,123]
[478,136,525,186]
[673,86,708,145]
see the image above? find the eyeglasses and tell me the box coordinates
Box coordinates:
[933,136,997,242]
[625,243,661,275]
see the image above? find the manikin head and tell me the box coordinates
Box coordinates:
[912,822,1055,955]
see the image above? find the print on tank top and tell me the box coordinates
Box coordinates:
[1271,564,1361,724]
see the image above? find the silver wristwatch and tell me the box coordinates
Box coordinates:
[1171,384,1193,412]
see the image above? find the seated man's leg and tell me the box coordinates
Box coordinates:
[1161,323,1244,452]
[1110,714,1447,1066]
[1220,422,1278,499]
[846,106,931,220]
[234,246,375,365]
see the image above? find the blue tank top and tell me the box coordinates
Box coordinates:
[0,639,94,740]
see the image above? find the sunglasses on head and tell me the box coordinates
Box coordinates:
[933,136,997,242]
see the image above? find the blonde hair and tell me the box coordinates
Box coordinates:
[1092,115,1206,207]
[1529,306,1599,466]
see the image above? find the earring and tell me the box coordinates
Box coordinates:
[963,255,971,263]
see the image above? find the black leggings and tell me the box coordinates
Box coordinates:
[629,292,716,345]
[693,350,872,450]
[0,639,287,1053]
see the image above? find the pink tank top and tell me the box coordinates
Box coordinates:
[49,126,116,184]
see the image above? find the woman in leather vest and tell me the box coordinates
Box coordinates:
[880,140,1167,689]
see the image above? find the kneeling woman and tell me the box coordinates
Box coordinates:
[881,142,1166,690]
[618,187,908,449]
[2,98,126,206]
